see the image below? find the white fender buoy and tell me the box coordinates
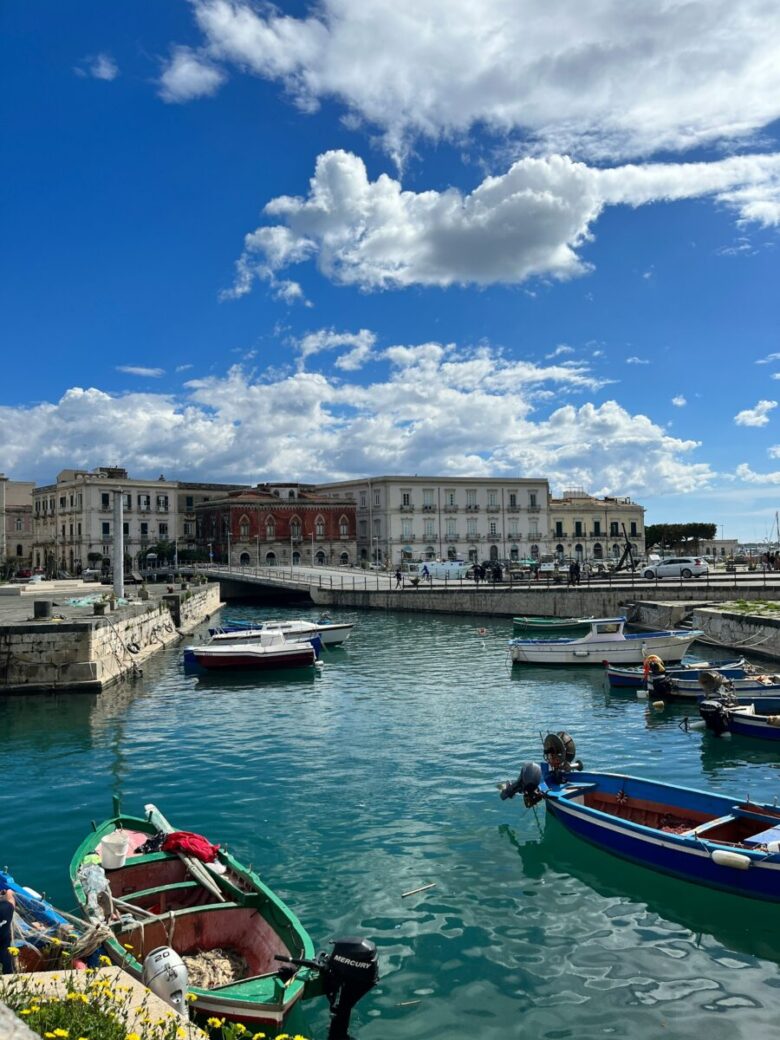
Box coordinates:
[652,700,665,709]
[710,849,752,870]
[636,689,648,700]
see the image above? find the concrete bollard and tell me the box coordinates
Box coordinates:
[33,600,53,620]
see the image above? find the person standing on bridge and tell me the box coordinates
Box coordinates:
[395,568,403,589]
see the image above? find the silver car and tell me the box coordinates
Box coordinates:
[643,556,708,579]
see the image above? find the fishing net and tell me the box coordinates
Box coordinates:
[182,948,248,987]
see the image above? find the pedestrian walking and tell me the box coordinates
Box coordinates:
[395,568,403,588]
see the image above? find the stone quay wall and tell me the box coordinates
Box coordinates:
[0,583,221,694]
[691,607,780,661]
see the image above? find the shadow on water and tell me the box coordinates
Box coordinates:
[500,815,780,965]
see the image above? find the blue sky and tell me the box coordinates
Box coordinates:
[3,1,780,541]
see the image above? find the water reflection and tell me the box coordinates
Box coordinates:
[500,816,780,965]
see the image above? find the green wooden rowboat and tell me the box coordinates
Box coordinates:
[69,799,378,1035]
[512,615,596,635]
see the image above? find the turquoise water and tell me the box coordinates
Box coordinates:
[3,607,780,1038]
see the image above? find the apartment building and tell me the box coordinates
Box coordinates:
[31,468,250,574]
[548,488,645,563]
[32,468,180,574]
[315,475,550,566]
[0,475,35,571]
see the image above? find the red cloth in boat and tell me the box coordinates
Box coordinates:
[162,830,220,863]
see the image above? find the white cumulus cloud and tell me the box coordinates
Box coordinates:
[734,400,777,426]
[225,150,780,297]
[75,53,119,81]
[159,46,226,103]
[175,0,780,163]
[671,395,687,407]
[116,365,166,378]
[0,336,713,496]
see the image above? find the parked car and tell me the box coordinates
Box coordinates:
[643,556,708,580]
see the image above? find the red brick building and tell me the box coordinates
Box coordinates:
[195,484,358,567]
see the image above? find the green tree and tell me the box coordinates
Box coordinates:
[645,523,716,552]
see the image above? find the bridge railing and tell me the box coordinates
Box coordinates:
[188,562,778,593]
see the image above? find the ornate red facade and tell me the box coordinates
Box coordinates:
[195,485,357,567]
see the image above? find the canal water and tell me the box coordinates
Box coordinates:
[3,607,780,1038]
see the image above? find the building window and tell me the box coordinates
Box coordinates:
[16,544,23,557]
[423,488,434,507]
[510,544,519,561]
[239,515,250,538]
[140,522,148,538]
[316,516,325,538]
[424,519,434,538]
[446,519,456,538]
[15,517,22,531]
[445,489,456,506]
[630,521,638,536]
[186,496,194,510]
[508,520,518,536]
[402,520,412,539]
[556,543,564,559]
[123,522,129,536]
[60,524,65,538]
[184,522,194,536]
[101,492,110,510]
[266,517,276,539]
[593,543,603,559]
[339,516,349,537]
[138,494,150,511]
[466,489,477,507]
[610,522,619,537]
[159,523,168,538]
[401,491,411,506]
[467,518,477,536]
[123,493,132,510]
[157,495,168,512]
[291,518,302,539]
[555,521,563,536]
[360,491,367,508]
[529,492,537,508]
[374,491,380,506]
[69,523,73,537]
[593,520,601,535]
[574,521,583,536]
[487,490,498,508]
[77,523,81,536]
[340,552,349,565]
[59,496,66,509]
[102,521,110,537]
[509,492,517,507]
[489,520,497,536]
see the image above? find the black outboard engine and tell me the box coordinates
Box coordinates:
[276,936,378,1040]
[499,761,543,806]
[699,698,731,736]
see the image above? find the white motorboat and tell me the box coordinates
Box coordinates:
[508,617,701,665]
[210,616,353,647]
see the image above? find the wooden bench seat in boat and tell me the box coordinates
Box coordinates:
[583,790,711,832]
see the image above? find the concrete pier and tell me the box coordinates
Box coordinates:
[0,581,221,694]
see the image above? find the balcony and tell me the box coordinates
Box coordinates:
[399,504,415,512]
[401,534,416,542]
[422,505,435,512]
[443,505,458,512]
[506,505,520,513]
[528,505,541,512]
[465,504,479,512]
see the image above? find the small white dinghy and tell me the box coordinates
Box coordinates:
[508,617,701,666]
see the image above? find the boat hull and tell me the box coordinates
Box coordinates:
[723,709,780,741]
[192,646,316,670]
[605,660,747,689]
[540,770,780,900]
[511,633,697,665]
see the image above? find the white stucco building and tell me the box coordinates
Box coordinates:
[315,475,551,566]
[548,489,645,563]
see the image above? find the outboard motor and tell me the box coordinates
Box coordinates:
[499,761,544,807]
[142,946,188,1015]
[699,698,731,736]
[277,936,378,1040]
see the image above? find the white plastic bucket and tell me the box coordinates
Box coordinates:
[100,830,129,869]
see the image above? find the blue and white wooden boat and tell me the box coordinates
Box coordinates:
[210,617,353,646]
[605,658,749,689]
[508,617,701,665]
[656,673,780,703]
[0,867,96,970]
[498,734,780,899]
[700,701,780,741]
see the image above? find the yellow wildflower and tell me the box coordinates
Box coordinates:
[126,1033,142,1040]
[44,1033,56,1039]
[252,1033,266,1040]
[7,946,19,956]
[207,1018,224,1028]
[98,954,112,966]
[49,936,62,946]
[20,1009,31,1016]
[233,1027,247,1037]
[53,1030,70,1038]
[186,991,198,1002]
[122,943,134,951]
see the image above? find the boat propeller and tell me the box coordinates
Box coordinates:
[276,935,378,1040]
